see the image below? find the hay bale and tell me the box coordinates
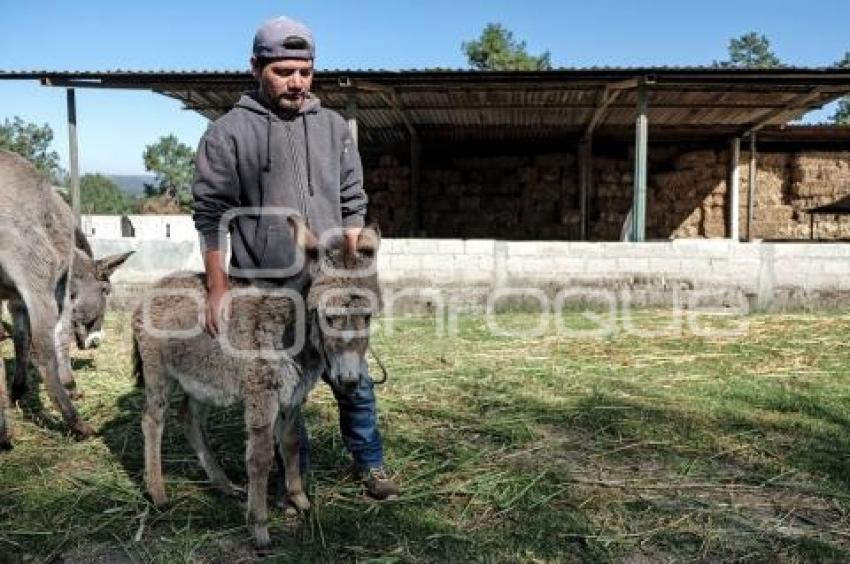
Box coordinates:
[675,150,717,170]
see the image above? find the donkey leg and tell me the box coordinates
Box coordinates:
[180,396,242,497]
[0,350,11,450]
[28,296,92,438]
[8,299,29,402]
[54,304,80,398]
[245,393,279,550]
[142,366,169,507]
[276,409,310,513]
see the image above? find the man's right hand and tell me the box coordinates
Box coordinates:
[205,283,231,337]
[203,249,231,337]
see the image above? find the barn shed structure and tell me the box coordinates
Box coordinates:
[4,67,850,242]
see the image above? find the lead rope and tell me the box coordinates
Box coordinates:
[368,344,388,385]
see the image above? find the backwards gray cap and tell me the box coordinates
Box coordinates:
[252,16,315,60]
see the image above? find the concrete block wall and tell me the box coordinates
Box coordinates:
[81,215,197,240]
[92,236,850,313]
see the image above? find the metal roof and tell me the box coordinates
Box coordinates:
[3,68,850,144]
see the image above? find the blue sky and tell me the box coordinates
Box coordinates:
[2,0,849,175]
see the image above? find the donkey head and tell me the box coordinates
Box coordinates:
[304,224,381,392]
[69,249,134,349]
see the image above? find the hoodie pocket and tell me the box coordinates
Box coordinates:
[258,221,299,274]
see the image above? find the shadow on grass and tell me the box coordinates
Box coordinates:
[385,383,850,561]
[93,382,608,562]
[2,357,66,437]
[550,391,850,561]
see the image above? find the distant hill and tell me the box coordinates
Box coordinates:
[108,175,155,197]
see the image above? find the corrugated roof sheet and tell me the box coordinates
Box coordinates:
[2,68,849,144]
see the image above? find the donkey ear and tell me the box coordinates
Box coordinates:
[95,251,134,280]
[356,223,381,256]
[287,215,319,256]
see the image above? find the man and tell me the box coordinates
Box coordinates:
[191,16,398,500]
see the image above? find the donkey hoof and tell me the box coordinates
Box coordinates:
[71,420,95,439]
[0,435,12,452]
[286,492,311,514]
[253,524,271,552]
[217,482,246,499]
[10,384,27,403]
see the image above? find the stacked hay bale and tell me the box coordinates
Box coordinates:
[789,152,850,239]
[647,149,728,239]
[369,153,578,239]
[740,152,793,239]
[363,155,411,236]
[590,157,633,240]
[365,147,850,241]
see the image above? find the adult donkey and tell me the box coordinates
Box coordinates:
[0,150,132,446]
[133,218,380,549]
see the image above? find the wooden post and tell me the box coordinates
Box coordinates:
[747,133,757,241]
[729,137,741,242]
[578,139,592,240]
[409,133,421,236]
[346,91,358,148]
[67,88,81,226]
[631,83,648,242]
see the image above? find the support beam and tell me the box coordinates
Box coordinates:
[577,140,591,240]
[346,92,358,147]
[409,133,421,236]
[584,89,619,139]
[580,80,641,241]
[631,83,648,242]
[747,133,757,241]
[743,88,827,135]
[66,88,81,227]
[729,137,741,242]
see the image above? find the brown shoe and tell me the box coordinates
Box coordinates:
[361,467,399,500]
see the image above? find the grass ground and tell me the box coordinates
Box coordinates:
[2,309,850,563]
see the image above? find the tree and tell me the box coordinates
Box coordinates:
[142,135,195,203]
[832,52,850,124]
[0,116,63,181]
[716,32,782,68]
[462,23,551,71]
[80,174,130,214]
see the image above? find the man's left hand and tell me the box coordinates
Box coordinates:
[344,227,362,256]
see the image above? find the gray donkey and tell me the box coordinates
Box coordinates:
[0,150,132,446]
[133,218,380,549]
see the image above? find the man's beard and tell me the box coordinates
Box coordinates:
[259,85,305,111]
[275,91,306,110]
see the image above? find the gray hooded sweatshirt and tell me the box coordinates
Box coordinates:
[192,91,367,279]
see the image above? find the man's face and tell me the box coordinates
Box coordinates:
[252,58,314,111]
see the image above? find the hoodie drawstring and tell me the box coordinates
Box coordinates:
[264,109,272,174]
[302,114,314,196]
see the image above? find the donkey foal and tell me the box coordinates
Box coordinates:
[133,221,381,549]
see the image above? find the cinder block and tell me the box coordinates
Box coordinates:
[584,258,621,274]
[647,258,682,274]
[402,239,442,254]
[434,240,465,254]
[551,258,587,275]
[821,260,850,275]
[389,255,422,271]
[464,240,495,255]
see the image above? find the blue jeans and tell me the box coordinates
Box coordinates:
[298,376,384,473]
